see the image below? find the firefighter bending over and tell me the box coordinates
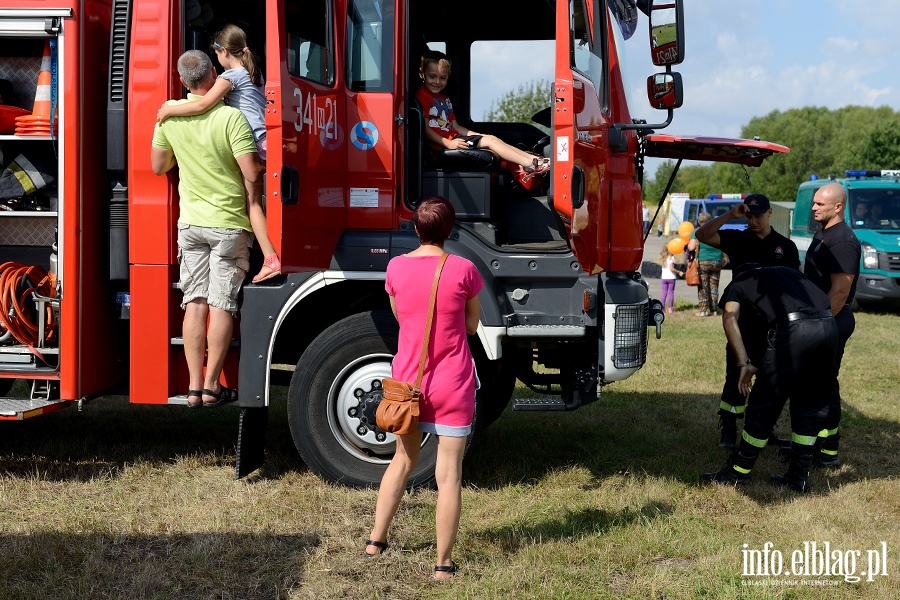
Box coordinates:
[701,266,838,493]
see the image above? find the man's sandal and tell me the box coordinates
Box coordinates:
[186,389,203,409]
[434,561,459,580]
[201,385,238,408]
[364,539,388,557]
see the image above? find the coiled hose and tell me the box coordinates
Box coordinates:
[0,261,57,346]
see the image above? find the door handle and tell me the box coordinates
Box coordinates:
[280,165,299,205]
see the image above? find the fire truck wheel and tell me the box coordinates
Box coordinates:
[287,310,440,489]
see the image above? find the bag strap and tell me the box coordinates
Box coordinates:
[414,253,448,392]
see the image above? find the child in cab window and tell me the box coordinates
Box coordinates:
[416,50,550,177]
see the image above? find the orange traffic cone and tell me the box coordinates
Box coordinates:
[15,40,57,136]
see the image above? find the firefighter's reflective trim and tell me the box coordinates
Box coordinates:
[719,400,745,414]
[741,429,768,449]
[791,432,817,447]
[6,154,47,195]
[732,464,752,475]
[818,427,838,438]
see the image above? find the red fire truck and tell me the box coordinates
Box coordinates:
[0,0,786,486]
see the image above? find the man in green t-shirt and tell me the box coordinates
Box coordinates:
[150,50,263,408]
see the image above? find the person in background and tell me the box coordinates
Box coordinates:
[365,196,483,581]
[702,266,837,493]
[795,182,860,468]
[695,193,800,449]
[657,219,664,238]
[643,204,651,236]
[688,212,724,316]
[150,50,263,408]
[659,243,683,314]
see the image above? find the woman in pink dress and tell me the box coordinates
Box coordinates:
[365,196,483,580]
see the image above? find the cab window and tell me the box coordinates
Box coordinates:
[570,0,603,101]
[347,0,394,92]
[286,0,334,85]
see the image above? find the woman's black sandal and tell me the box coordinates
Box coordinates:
[434,561,459,579]
[364,539,388,557]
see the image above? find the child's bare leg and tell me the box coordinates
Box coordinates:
[245,178,276,257]
[246,177,282,283]
[477,135,542,168]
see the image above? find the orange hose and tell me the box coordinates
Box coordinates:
[0,261,57,346]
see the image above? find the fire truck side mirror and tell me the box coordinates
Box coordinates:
[646,72,683,110]
[649,0,685,66]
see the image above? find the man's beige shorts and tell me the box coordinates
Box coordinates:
[177,223,251,313]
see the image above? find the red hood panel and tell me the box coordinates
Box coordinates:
[644,134,790,167]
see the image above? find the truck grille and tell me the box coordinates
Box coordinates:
[880,252,900,272]
[612,303,649,369]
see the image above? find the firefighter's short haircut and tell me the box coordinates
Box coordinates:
[414,196,455,245]
[177,50,214,90]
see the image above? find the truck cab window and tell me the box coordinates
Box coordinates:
[346,0,394,92]
[570,0,603,101]
[287,0,334,85]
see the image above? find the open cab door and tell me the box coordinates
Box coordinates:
[265,0,347,271]
[551,0,614,275]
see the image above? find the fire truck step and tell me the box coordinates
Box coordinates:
[507,325,585,338]
[0,398,71,421]
[512,397,568,411]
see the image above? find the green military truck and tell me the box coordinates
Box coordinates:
[790,170,900,304]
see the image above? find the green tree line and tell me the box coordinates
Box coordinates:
[642,105,900,204]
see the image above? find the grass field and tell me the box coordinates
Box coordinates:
[1,304,898,599]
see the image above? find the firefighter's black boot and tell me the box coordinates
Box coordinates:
[702,449,756,486]
[770,444,813,493]
[813,432,840,469]
[718,414,737,449]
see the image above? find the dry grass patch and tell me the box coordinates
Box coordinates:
[1,308,898,598]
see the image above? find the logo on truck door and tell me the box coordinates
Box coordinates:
[351,121,379,151]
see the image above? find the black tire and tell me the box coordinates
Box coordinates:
[470,339,516,432]
[287,311,439,488]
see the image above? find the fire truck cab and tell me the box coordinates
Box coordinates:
[0,0,787,487]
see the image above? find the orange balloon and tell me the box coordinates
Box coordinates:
[678,221,695,238]
[680,231,691,242]
[667,238,685,255]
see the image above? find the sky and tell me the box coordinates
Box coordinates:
[469,0,900,178]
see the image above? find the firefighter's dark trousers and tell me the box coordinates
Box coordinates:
[737,316,839,459]
[719,343,745,419]
[817,305,855,450]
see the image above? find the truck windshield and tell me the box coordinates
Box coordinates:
[849,189,900,230]
[710,202,746,225]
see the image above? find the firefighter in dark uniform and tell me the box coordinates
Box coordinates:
[701,266,838,492]
[797,182,860,467]
[695,194,801,448]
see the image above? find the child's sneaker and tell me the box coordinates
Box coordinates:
[253,253,282,283]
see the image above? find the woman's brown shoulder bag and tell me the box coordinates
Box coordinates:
[685,258,700,286]
[376,253,448,435]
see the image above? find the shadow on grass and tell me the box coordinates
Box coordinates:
[0,390,305,482]
[463,389,900,505]
[471,502,673,552]
[0,531,318,599]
